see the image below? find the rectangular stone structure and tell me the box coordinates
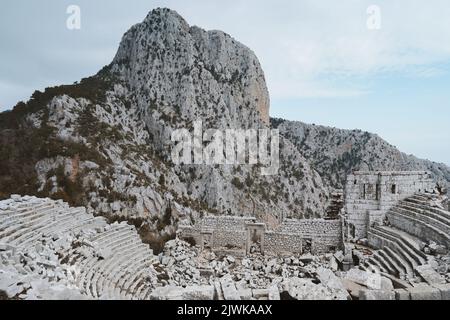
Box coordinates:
[344,171,434,239]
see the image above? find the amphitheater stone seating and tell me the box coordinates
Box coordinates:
[0,195,162,300]
[386,193,450,247]
[364,192,450,283]
[366,225,429,279]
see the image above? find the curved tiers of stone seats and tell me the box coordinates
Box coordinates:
[0,195,159,300]
[386,193,450,247]
[366,225,429,279]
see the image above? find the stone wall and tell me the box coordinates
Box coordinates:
[178,216,253,253]
[201,216,255,232]
[177,225,202,244]
[280,219,343,254]
[212,230,247,250]
[344,171,435,239]
[264,232,303,255]
[178,215,343,256]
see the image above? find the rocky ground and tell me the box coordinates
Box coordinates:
[0,241,87,300]
[150,238,396,300]
[2,232,449,300]
[151,238,350,300]
[150,235,450,300]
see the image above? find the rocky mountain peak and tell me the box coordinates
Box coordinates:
[143,7,190,31]
[112,7,270,128]
[0,8,329,253]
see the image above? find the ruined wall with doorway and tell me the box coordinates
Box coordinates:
[178,215,342,256]
[177,216,253,252]
[344,171,435,239]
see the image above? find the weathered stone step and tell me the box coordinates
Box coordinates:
[367,255,387,273]
[369,227,420,269]
[15,209,87,247]
[400,201,450,229]
[0,206,56,232]
[83,237,143,297]
[92,223,130,243]
[368,229,411,276]
[114,252,153,296]
[375,225,427,264]
[0,203,54,224]
[378,249,405,277]
[371,251,397,275]
[405,196,450,217]
[383,246,412,277]
[0,196,159,300]
[101,246,150,299]
[388,208,450,247]
[95,245,149,298]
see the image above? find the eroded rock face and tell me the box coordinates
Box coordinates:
[274,118,450,193]
[112,8,270,129]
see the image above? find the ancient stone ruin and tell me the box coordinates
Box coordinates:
[344,171,435,239]
[178,216,342,256]
[0,196,161,299]
[1,171,450,300]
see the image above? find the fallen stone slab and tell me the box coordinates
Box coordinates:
[252,288,269,299]
[237,287,252,300]
[299,253,314,263]
[415,264,446,285]
[282,278,348,300]
[0,243,16,252]
[341,279,365,299]
[394,289,410,300]
[380,272,411,289]
[214,280,224,300]
[96,248,113,260]
[28,280,88,300]
[268,285,280,300]
[220,276,241,300]
[431,283,450,300]
[150,285,215,300]
[408,284,442,300]
[344,268,393,291]
[316,267,347,291]
[359,290,395,300]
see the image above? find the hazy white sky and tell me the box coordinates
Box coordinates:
[1,0,449,165]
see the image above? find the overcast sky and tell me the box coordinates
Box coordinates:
[1,0,450,165]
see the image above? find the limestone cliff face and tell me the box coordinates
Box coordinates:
[274,118,450,192]
[112,8,270,129]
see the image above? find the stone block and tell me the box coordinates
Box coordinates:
[252,289,269,299]
[359,289,395,300]
[268,285,280,300]
[220,276,241,300]
[408,284,442,300]
[237,288,252,300]
[394,289,410,300]
[149,285,215,300]
[415,264,446,285]
[432,283,450,300]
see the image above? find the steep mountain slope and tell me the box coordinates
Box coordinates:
[273,118,450,191]
[0,8,328,251]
